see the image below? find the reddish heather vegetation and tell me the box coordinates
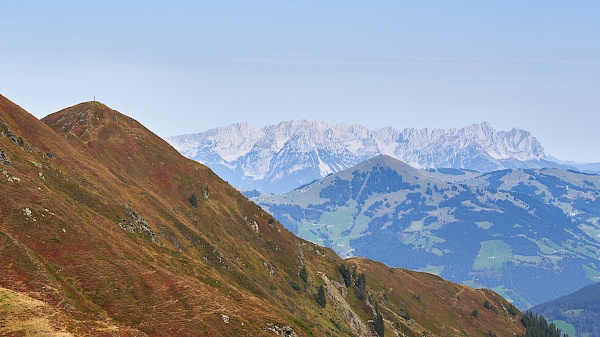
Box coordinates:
[0,94,525,336]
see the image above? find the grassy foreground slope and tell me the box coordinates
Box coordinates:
[1,94,523,336]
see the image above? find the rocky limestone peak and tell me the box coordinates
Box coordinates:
[461,122,493,141]
[482,123,545,161]
[202,122,264,161]
[167,119,548,193]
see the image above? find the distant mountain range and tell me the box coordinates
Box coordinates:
[253,155,600,309]
[548,155,600,175]
[167,120,572,194]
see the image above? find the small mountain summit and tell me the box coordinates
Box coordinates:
[167,120,551,193]
[43,101,152,149]
[42,101,192,188]
[353,154,422,173]
[42,101,115,139]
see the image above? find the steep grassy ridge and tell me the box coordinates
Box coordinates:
[0,94,524,336]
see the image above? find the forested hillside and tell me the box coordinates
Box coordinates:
[532,282,600,337]
[256,155,600,309]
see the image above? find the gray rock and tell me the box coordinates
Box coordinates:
[0,149,10,165]
[117,205,156,243]
[1,119,28,151]
[265,323,298,337]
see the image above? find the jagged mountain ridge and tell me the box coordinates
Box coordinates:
[0,94,525,336]
[167,119,549,193]
[255,155,600,310]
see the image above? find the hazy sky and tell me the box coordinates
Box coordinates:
[2,1,599,162]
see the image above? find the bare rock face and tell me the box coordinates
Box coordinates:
[118,205,156,243]
[265,323,298,337]
[1,119,26,150]
[0,149,10,165]
[167,120,547,193]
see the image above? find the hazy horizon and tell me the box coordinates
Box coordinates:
[2,1,599,162]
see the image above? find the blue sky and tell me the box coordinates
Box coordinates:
[1,1,599,162]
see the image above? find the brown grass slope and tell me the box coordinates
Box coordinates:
[0,94,524,336]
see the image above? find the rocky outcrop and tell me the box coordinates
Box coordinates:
[319,273,375,336]
[0,149,10,165]
[265,323,298,337]
[0,119,25,149]
[117,205,156,243]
